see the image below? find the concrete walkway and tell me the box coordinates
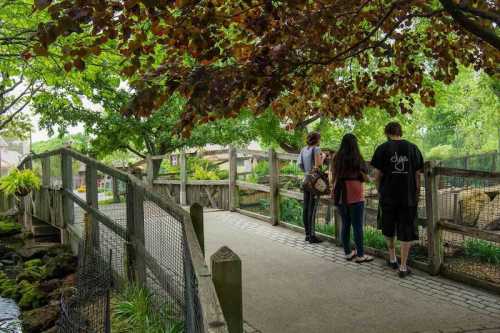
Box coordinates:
[204,210,500,333]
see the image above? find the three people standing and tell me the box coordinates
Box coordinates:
[299,121,423,278]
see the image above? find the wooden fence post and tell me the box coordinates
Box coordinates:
[333,208,342,244]
[61,151,74,244]
[125,182,147,284]
[23,157,33,231]
[112,176,120,203]
[190,203,204,256]
[211,246,243,333]
[146,155,154,185]
[41,156,51,222]
[85,162,99,247]
[180,152,187,206]
[269,148,279,226]
[228,146,238,212]
[424,161,443,275]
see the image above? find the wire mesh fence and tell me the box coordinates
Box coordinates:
[57,242,113,333]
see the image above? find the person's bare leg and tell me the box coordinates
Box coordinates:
[385,237,396,262]
[400,241,412,271]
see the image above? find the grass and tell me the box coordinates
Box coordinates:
[363,227,388,250]
[463,239,500,265]
[111,284,184,333]
[99,198,120,206]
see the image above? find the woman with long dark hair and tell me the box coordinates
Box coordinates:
[332,134,373,263]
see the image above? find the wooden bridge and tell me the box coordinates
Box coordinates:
[12,147,500,333]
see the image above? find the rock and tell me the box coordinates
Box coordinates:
[18,280,48,310]
[21,304,59,333]
[477,194,500,230]
[18,243,59,260]
[0,221,22,237]
[62,273,76,287]
[0,271,19,300]
[458,189,490,226]
[39,279,63,294]
[49,286,74,301]
[0,244,14,258]
[0,259,15,265]
[41,326,58,333]
[45,253,77,280]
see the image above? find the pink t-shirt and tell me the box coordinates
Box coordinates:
[344,180,364,204]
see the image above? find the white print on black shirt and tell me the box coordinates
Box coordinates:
[390,152,409,173]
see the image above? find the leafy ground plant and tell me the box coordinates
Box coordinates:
[463,239,500,265]
[0,169,41,196]
[111,284,183,333]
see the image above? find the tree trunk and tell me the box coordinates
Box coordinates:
[152,159,162,179]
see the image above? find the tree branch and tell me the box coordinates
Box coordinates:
[123,145,146,159]
[0,85,41,130]
[0,81,34,116]
[440,0,500,50]
[458,3,500,24]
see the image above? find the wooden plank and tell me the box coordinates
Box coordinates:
[85,161,100,249]
[180,152,187,206]
[64,148,129,181]
[146,155,154,184]
[126,182,147,284]
[236,181,271,193]
[279,189,303,200]
[425,161,443,275]
[183,214,229,333]
[61,151,74,228]
[237,149,267,158]
[269,149,279,226]
[204,187,218,209]
[154,179,182,185]
[64,189,127,239]
[434,167,500,180]
[188,180,229,186]
[439,221,500,243]
[276,152,299,161]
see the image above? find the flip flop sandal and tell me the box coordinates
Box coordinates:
[345,251,357,261]
[355,255,374,263]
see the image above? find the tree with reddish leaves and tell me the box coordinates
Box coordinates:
[32,0,499,134]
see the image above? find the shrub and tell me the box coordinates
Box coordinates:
[426,145,455,161]
[0,220,22,237]
[280,163,302,176]
[0,169,41,196]
[111,285,183,333]
[280,198,303,226]
[17,281,47,310]
[463,239,500,265]
[363,227,387,250]
[316,223,334,236]
[248,160,269,183]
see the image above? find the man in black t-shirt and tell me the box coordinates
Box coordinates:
[371,122,424,278]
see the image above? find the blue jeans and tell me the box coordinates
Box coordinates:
[339,202,365,257]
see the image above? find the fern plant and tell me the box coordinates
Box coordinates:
[0,169,41,197]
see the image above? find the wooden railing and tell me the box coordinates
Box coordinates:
[17,148,229,333]
[147,146,500,292]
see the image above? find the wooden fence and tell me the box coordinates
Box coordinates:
[147,146,500,293]
[17,148,229,333]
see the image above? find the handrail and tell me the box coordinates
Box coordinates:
[434,167,500,180]
[18,147,228,333]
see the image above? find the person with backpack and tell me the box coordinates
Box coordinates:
[298,132,325,244]
[332,134,374,263]
[371,122,424,278]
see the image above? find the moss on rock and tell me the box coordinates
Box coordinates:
[0,271,19,300]
[18,280,47,310]
[0,220,22,237]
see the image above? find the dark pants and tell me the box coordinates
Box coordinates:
[339,202,365,257]
[303,190,318,238]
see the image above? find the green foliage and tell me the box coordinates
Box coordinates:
[280,198,303,226]
[315,223,334,236]
[32,134,90,154]
[188,157,227,180]
[280,163,302,176]
[16,262,47,283]
[248,160,269,183]
[0,219,22,237]
[363,227,387,250]
[111,284,184,333]
[426,145,455,161]
[463,239,500,265]
[0,272,19,299]
[17,281,47,310]
[0,169,41,196]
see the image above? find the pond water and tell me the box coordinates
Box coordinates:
[0,297,21,332]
